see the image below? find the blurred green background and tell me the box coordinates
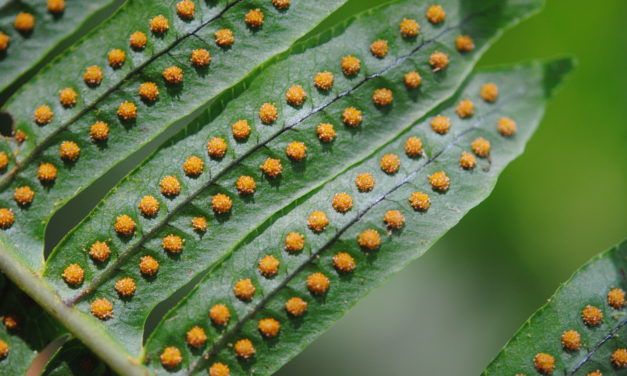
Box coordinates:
[275,0,627,374]
[33,0,626,374]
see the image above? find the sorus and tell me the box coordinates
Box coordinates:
[13,186,34,206]
[286,141,307,161]
[139,195,160,217]
[37,163,58,183]
[313,71,334,91]
[260,158,283,177]
[150,15,169,34]
[608,288,625,309]
[139,82,159,102]
[333,252,356,273]
[582,305,603,326]
[234,339,255,359]
[258,318,281,338]
[358,229,381,251]
[455,99,474,118]
[429,171,450,192]
[285,232,305,253]
[108,49,126,68]
[162,66,183,84]
[258,103,278,124]
[561,330,580,351]
[89,241,111,262]
[207,137,227,158]
[211,193,232,214]
[0,32,9,52]
[342,107,363,127]
[34,105,53,125]
[162,234,184,254]
[14,130,27,144]
[14,13,35,32]
[90,298,113,320]
[129,31,147,50]
[160,346,182,369]
[59,141,80,161]
[214,29,234,47]
[90,121,109,142]
[231,120,251,140]
[471,137,491,157]
[186,326,207,348]
[190,49,210,67]
[380,154,400,174]
[245,9,264,28]
[332,192,353,213]
[209,303,230,326]
[459,152,476,170]
[372,88,393,107]
[47,0,65,13]
[117,101,137,121]
[233,279,255,300]
[612,349,627,368]
[429,51,449,72]
[236,175,256,195]
[480,83,498,102]
[307,272,330,295]
[272,0,290,10]
[497,117,517,137]
[209,363,230,376]
[176,0,195,19]
[83,66,103,86]
[405,136,423,157]
[431,115,450,134]
[426,5,446,23]
[285,297,307,317]
[0,340,8,359]
[533,353,555,375]
[160,175,181,196]
[139,255,159,276]
[355,172,375,192]
[285,85,307,106]
[3,315,18,331]
[115,277,136,298]
[586,371,602,376]
[0,152,8,170]
[114,214,136,236]
[59,88,77,107]
[370,40,388,58]
[384,210,405,229]
[192,216,207,232]
[258,255,280,277]
[307,211,329,232]
[62,263,84,286]
[404,71,422,89]
[341,56,361,76]
[399,18,419,38]
[183,156,204,177]
[455,35,475,52]
[0,208,15,229]
[317,123,336,142]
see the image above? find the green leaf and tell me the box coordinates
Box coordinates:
[141,58,572,375]
[41,339,111,376]
[0,0,120,94]
[483,239,627,376]
[0,0,348,270]
[38,0,545,362]
[0,274,66,375]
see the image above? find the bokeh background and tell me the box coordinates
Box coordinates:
[276,0,627,374]
[25,0,626,374]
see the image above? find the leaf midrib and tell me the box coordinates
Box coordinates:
[0,0,243,191]
[65,19,469,306]
[185,90,523,375]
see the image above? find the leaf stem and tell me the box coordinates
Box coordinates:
[0,235,151,376]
